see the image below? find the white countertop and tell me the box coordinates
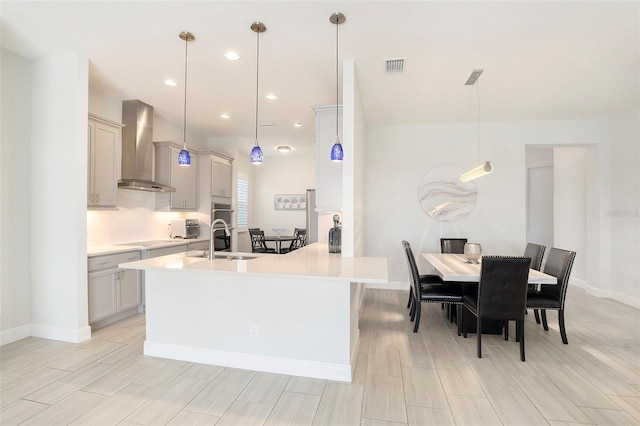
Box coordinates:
[119,243,389,284]
[88,238,210,256]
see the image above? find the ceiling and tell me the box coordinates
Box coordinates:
[2,1,638,158]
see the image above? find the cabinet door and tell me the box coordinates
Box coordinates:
[91,121,120,207]
[182,155,197,209]
[88,270,117,323]
[211,158,222,196]
[117,269,141,312]
[220,163,232,197]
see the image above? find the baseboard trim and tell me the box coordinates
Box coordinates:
[0,324,31,346]
[30,323,92,343]
[144,340,353,382]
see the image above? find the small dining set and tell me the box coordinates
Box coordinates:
[402,238,576,362]
[249,227,307,254]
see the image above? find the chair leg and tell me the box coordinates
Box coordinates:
[477,318,482,358]
[413,302,421,333]
[504,320,509,341]
[541,310,549,331]
[410,299,416,321]
[559,310,568,344]
[533,309,541,324]
[519,320,525,362]
[407,288,413,309]
[457,305,462,336]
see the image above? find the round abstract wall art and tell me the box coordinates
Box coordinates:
[418,165,477,222]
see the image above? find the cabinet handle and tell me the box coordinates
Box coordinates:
[96,261,109,266]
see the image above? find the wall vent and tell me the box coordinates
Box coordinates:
[385,58,405,73]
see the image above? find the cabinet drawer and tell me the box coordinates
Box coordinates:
[187,241,210,251]
[88,251,141,272]
[145,245,186,258]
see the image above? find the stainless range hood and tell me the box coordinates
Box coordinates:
[119,100,176,192]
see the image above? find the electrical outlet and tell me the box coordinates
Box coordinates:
[249,324,258,337]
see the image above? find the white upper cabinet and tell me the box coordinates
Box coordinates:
[87,114,122,208]
[313,105,343,212]
[211,155,232,198]
[154,141,197,210]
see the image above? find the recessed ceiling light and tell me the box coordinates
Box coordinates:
[265,94,277,100]
[220,113,230,119]
[293,122,302,127]
[164,79,178,86]
[224,51,240,61]
[277,145,292,152]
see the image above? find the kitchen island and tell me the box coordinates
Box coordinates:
[119,243,388,382]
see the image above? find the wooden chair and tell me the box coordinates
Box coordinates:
[249,229,276,254]
[280,228,306,253]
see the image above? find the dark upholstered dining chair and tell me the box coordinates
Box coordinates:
[440,238,468,254]
[462,256,532,361]
[280,228,306,253]
[526,248,576,344]
[524,243,546,271]
[402,241,463,334]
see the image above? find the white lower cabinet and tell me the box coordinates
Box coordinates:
[88,251,141,325]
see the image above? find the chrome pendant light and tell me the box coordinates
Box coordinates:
[178,31,194,167]
[330,12,345,162]
[250,22,266,165]
[460,69,493,181]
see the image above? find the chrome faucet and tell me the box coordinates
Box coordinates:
[209,219,231,260]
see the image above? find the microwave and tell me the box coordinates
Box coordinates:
[170,219,199,239]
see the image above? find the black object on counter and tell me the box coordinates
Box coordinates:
[329,214,341,253]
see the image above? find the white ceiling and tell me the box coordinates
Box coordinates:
[2,1,638,157]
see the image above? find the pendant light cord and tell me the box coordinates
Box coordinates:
[183,35,188,149]
[255,29,260,145]
[335,18,340,144]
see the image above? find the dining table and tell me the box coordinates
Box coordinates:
[421,253,557,334]
[263,235,297,254]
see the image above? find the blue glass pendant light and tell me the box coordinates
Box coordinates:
[330,13,345,162]
[178,31,194,167]
[250,22,267,164]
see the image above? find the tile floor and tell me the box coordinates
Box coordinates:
[0,287,638,425]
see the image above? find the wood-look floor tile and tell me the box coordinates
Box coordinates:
[366,346,402,376]
[133,358,193,387]
[20,390,105,426]
[580,407,638,425]
[81,356,164,396]
[285,376,327,396]
[24,362,116,405]
[607,395,640,423]
[466,357,518,387]
[361,418,408,426]
[0,367,70,408]
[433,358,485,397]
[581,345,640,385]
[181,363,225,381]
[512,374,593,423]
[424,336,466,360]
[125,376,209,425]
[406,406,454,426]
[482,384,548,425]
[167,410,220,425]
[264,391,321,426]
[446,394,502,425]
[49,341,125,372]
[70,382,159,425]
[0,399,48,426]
[238,371,291,405]
[401,366,448,409]
[0,346,78,379]
[312,382,363,426]
[543,365,621,409]
[215,400,273,426]
[362,374,407,423]
[185,369,256,417]
[396,332,436,369]
[94,339,144,366]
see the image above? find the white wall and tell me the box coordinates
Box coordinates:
[554,147,588,281]
[1,49,32,342]
[29,53,91,342]
[608,110,640,306]
[365,119,610,293]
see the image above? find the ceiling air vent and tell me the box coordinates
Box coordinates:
[385,58,405,73]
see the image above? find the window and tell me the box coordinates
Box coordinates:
[237,173,248,230]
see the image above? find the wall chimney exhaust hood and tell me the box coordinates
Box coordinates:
[119,100,176,192]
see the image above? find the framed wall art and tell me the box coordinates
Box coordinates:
[274,194,307,210]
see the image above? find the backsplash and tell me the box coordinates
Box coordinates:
[87,190,208,246]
